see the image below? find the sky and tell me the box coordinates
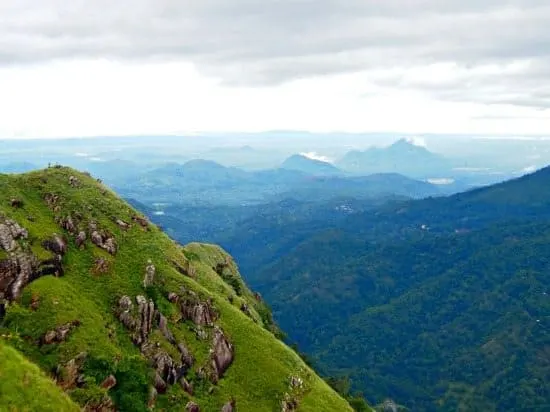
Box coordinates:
[1,0,550,138]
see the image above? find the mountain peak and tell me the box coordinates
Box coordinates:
[281,154,341,176]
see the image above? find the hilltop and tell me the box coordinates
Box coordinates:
[0,167,354,411]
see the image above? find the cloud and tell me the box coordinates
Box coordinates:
[1,1,550,107]
[300,152,334,163]
[404,137,428,148]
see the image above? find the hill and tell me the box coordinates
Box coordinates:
[337,138,451,178]
[280,155,342,176]
[115,160,445,206]
[216,166,550,411]
[0,167,354,411]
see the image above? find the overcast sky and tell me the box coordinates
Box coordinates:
[1,0,550,138]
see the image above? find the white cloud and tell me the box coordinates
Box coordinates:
[404,137,428,148]
[300,152,334,163]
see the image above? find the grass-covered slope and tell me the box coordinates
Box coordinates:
[0,342,79,412]
[0,167,352,412]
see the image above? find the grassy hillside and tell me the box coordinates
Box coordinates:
[0,342,79,412]
[0,167,353,411]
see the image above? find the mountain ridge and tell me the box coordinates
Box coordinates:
[0,167,354,411]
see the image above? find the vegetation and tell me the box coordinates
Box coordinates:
[204,167,550,411]
[0,342,79,411]
[0,167,352,411]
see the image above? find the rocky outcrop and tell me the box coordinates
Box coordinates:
[132,215,149,230]
[90,230,117,255]
[179,293,217,326]
[100,375,117,390]
[210,327,234,383]
[44,192,60,208]
[115,218,130,230]
[76,231,87,249]
[185,402,200,412]
[42,320,81,345]
[281,395,298,412]
[143,260,155,287]
[55,352,87,390]
[159,313,175,344]
[177,342,194,369]
[60,215,77,234]
[0,219,28,252]
[117,295,155,345]
[180,377,194,395]
[1,252,40,301]
[42,235,67,255]
[68,175,80,188]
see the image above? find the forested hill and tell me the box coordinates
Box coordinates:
[0,167,353,412]
[219,166,550,411]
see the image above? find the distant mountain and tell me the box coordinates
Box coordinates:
[215,166,550,411]
[115,159,445,205]
[281,154,342,176]
[0,161,38,174]
[337,138,451,178]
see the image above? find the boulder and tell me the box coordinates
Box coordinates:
[75,231,87,249]
[143,260,155,287]
[68,175,80,187]
[60,216,76,234]
[185,402,200,412]
[179,377,194,395]
[115,218,130,230]
[210,327,234,383]
[132,215,149,229]
[42,320,81,345]
[158,313,175,344]
[100,375,117,390]
[42,235,67,255]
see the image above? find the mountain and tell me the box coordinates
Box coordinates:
[115,159,446,206]
[281,155,342,176]
[0,167,353,411]
[215,166,550,411]
[337,138,451,178]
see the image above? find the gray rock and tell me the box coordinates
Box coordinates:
[75,231,87,249]
[143,260,155,287]
[42,320,81,345]
[185,402,200,412]
[136,295,155,345]
[210,327,234,383]
[177,342,194,368]
[180,298,216,326]
[158,313,175,344]
[42,235,67,255]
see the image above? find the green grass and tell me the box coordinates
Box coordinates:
[0,342,79,412]
[0,167,352,411]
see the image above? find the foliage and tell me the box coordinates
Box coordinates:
[0,167,352,411]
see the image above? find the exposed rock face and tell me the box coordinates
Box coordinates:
[221,400,236,412]
[42,235,67,255]
[115,218,130,230]
[0,219,28,252]
[100,375,117,390]
[42,320,81,345]
[143,260,155,288]
[56,352,87,390]
[180,377,194,395]
[136,295,155,345]
[381,399,399,412]
[0,252,39,301]
[117,295,155,345]
[210,327,234,383]
[76,231,87,249]
[177,342,194,369]
[185,402,200,412]
[90,230,117,255]
[132,215,149,229]
[68,175,80,187]
[180,295,217,326]
[159,314,176,344]
[60,216,76,234]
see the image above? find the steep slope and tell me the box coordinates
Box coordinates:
[217,166,550,411]
[0,342,79,411]
[280,155,342,176]
[0,167,353,412]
